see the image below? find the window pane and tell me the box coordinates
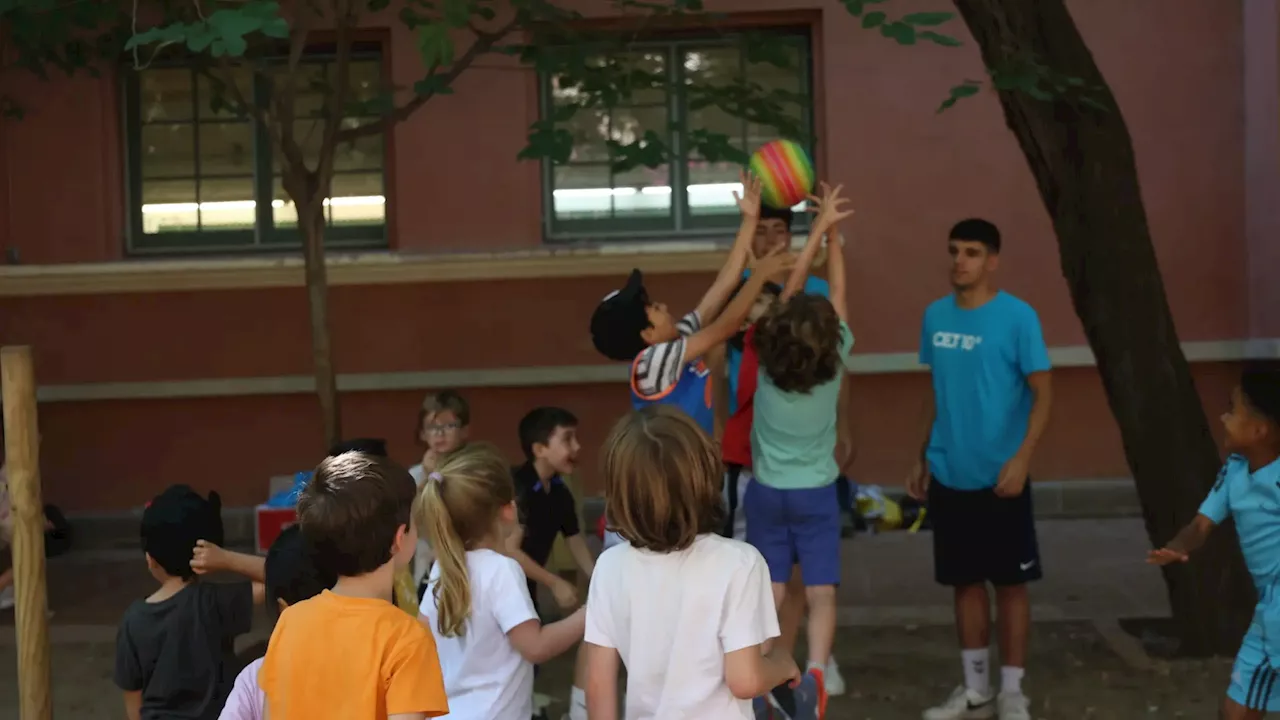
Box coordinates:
[560,108,610,163]
[196,67,253,119]
[141,179,197,233]
[609,106,668,147]
[141,124,196,179]
[333,132,383,173]
[686,105,745,160]
[274,119,324,173]
[612,163,671,220]
[615,51,668,106]
[198,177,256,230]
[684,46,742,86]
[687,161,740,217]
[552,165,612,220]
[329,173,385,227]
[348,60,384,110]
[138,69,194,123]
[199,122,255,175]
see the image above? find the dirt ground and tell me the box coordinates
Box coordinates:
[0,621,1229,720]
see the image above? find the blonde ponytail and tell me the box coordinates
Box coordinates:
[413,443,516,638]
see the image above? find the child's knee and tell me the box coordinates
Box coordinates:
[804,584,836,607]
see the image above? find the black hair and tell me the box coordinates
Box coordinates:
[265,524,336,616]
[518,407,580,460]
[329,438,388,457]
[759,204,794,230]
[949,218,1001,254]
[1241,361,1280,427]
[141,485,223,580]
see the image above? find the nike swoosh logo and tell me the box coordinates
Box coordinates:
[1020,561,1036,571]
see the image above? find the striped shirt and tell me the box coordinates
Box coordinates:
[634,311,702,397]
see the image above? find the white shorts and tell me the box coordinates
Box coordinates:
[723,465,752,541]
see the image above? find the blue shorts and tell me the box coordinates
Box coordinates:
[1228,603,1280,712]
[743,480,840,586]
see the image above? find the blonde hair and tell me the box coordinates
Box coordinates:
[601,405,725,553]
[414,443,514,638]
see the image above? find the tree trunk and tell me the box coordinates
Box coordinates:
[294,177,342,451]
[951,0,1254,656]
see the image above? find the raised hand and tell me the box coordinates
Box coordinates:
[190,539,228,575]
[752,250,796,281]
[806,182,854,231]
[733,169,763,221]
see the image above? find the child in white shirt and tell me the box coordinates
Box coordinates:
[585,404,800,720]
[416,443,586,720]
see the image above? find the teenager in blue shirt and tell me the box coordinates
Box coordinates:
[906,219,1053,720]
[1150,363,1280,720]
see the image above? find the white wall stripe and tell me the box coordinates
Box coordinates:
[30,339,1276,403]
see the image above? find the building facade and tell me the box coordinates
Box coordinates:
[0,0,1276,515]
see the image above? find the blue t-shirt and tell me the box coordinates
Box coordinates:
[1199,455,1280,595]
[727,274,830,411]
[920,291,1051,491]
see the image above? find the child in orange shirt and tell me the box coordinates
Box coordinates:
[258,451,448,720]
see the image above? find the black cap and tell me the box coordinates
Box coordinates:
[590,269,651,362]
[141,484,224,578]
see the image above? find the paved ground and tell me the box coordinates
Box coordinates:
[0,519,1232,719]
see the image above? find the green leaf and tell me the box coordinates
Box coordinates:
[261,17,290,39]
[919,30,962,47]
[861,11,885,29]
[937,81,980,113]
[842,0,864,16]
[185,25,218,52]
[442,0,470,28]
[902,12,954,26]
[416,23,454,67]
[880,22,917,45]
[413,75,456,95]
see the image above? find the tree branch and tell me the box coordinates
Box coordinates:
[335,18,520,143]
[313,0,356,208]
[274,1,314,173]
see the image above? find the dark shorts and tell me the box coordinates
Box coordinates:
[929,477,1042,587]
[743,481,841,587]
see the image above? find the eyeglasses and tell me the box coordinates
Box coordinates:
[424,422,462,435]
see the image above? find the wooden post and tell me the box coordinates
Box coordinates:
[1,346,51,720]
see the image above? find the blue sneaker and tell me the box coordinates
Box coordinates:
[792,669,827,720]
[752,696,773,720]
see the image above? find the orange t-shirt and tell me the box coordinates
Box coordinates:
[258,590,448,719]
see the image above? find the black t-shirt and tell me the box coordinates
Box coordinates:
[513,462,581,568]
[114,581,254,720]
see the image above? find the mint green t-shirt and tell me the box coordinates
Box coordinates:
[751,321,856,490]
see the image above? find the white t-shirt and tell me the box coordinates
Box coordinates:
[585,534,780,720]
[419,549,538,720]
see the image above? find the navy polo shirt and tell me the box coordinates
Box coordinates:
[513,462,580,568]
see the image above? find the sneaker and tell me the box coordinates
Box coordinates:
[824,657,846,697]
[752,696,774,720]
[769,683,797,719]
[996,691,1031,720]
[792,668,828,720]
[922,686,996,720]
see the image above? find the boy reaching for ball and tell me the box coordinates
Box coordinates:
[590,171,795,433]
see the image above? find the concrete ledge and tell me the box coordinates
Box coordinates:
[65,478,1142,550]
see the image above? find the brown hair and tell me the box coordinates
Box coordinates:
[414,443,515,638]
[753,294,843,394]
[601,405,725,553]
[416,390,471,439]
[297,452,417,578]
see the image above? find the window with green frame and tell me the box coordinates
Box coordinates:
[124,47,388,254]
[541,31,814,241]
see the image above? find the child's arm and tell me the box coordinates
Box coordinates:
[565,534,595,580]
[1148,515,1216,565]
[123,691,142,720]
[584,642,621,720]
[191,540,267,605]
[708,343,730,443]
[507,606,587,665]
[783,183,853,301]
[503,529,579,608]
[825,221,848,323]
[681,253,795,367]
[693,171,763,324]
[724,643,801,699]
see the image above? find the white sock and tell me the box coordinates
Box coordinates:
[568,686,587,720]
[961,648,990,695]
[1000,666,1024,695]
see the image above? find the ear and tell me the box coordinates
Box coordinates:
[531,441,549,459]
[459,425,470,442]
[986,253,1001,272]
[276,597,289,613]
[392,523,410,555]
[145,553,159,572]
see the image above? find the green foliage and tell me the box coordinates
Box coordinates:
[935,56,1110,113]
[840,0,961,48]
[0,0,126,116]
[125,0,288,58]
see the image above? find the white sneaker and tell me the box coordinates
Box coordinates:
[997,691,1031,720]
[824,657,846,696]
[922,686,996,720]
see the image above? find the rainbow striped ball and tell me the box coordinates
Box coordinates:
[749,139,815,210]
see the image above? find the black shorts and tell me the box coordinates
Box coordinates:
[929,477,1042,587]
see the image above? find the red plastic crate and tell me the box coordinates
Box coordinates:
[255,505,297,555]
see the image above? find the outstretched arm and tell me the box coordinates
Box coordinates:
[682,252,795,366]
[695,172,763,323]
[782,183,853,301]
[1148,515,1216,565]
[826,222,848,323]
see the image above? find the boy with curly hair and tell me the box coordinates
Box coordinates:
[745,182,854,720]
